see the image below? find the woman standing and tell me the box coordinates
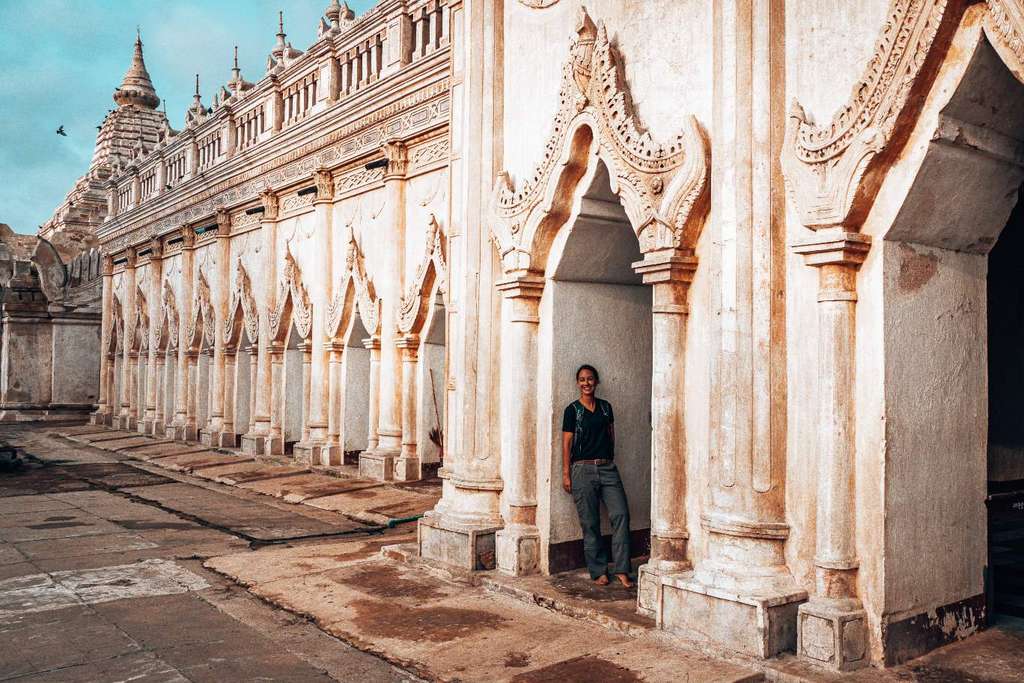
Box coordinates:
[562,364,632,587]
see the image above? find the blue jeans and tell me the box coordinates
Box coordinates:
[570,461,631,579]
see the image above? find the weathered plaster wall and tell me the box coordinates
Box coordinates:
[418,302,446,465]
[502,0,712,185]
[883,241,987,621]
[541,279,652,548]
[343,318,371,453]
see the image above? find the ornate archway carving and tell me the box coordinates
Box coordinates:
[158,280,179,352]
[108,295,124,354]
[268,249,313,343]
[398,214,447,334]
[326,232,380,341]
[186,269,215,351]
[133,286,149,352]
[224,260,260,349]
[985,0,1024,81]
[491,8,710,274]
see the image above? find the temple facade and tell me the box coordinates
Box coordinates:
[46,0,1024,673]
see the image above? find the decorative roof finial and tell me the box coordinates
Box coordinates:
[273,10,287,58]
[228,45,254,94]
[113,29,160,110]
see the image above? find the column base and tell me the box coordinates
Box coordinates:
[657,572,807,659]
[139,418,159,436]
[495,524,540,576]
[359,449,398,481]
[240,433,268,456]
[798,599,868,671]
[267,434,286,456]
[637,558,692,618]
[392,455,421,482]
[199,429,237,448]
[114,414,135,431]
[90,410,111,426]
[293,440,337,466]
[165,423,188,441]
[418,510,501,571]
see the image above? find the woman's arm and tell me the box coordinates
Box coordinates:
[562,431,574,493]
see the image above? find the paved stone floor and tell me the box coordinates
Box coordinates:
[2,423,1024,682]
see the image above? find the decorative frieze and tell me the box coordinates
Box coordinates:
[268,249,313,341]
[409,135,449,171]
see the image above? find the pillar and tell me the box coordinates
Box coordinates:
[301,342,313,444]
[117,248,137,431]
[359,140,407,480]
[630,250,697,611]
[92,256,114,425]
[248,343,258,435]
[268,342,285,455]
[202,208,232,445]
[221,348,237,446]
[127,350,140,430]
[494,273,543,577]
[241,189,279,455]
[325,342,344,465]
[365,337,381,452]
[142,237,163,435]
[660,0,805,660]
[418,0,505,572]
[168,226,196,440]
[294,169,334,465]
[792,230,870,671]
[394,334,420,481]
[153,351,167,433]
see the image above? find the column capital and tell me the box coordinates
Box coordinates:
[495,271,544,300]
[395,333,420,350]
[631,249,697,285]
[791,229,871,268]
[102,255,115,276]
[259,187,280,220]
[149,236,164,259]
[382,139,408,179]
[325,340,346,353]
[314,167,335,203]
[124,246,138,269]
[180,224,197,249]
[362,336,381,351]
[215,207,231,237]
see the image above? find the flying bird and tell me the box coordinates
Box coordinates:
[56,126,67,136]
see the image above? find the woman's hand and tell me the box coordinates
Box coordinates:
[562,470,572,494]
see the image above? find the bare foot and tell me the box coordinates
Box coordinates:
[615,573,633,588]
[594,575,610,586]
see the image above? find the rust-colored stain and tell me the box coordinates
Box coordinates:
[503,651,532,668]
[509,655,642,682]
[331,563,446,601]
[897,242,938,293]
[349,598,507,642]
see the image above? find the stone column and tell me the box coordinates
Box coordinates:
[300,342,312,444]
[365,337,381,452]
[359,141,407,481]
[325,342,344,463]
[792,230,870,672]
[268,342,285,455]
[117,248,137,430]
[494,273,543,577]
[418,0,505,572]
[92,256,114,425]
[394,334,420,481]
[630,250,697,611]
[127,350,140,430]
[153,351,166,432]
[241,190,279,455]
[203,209,232,445]
[221,349,237,446]
[169,226,196,440]
[662,0,804,660]
[248,344,258,434]
[142,237,163,435]
[294,169,334,465]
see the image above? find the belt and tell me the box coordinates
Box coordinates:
[574,459,610,465]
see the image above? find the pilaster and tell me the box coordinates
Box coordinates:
[792,229,871,672]
[394,334,421,481]
[168,225,195,440]
[141,237,163,435]
[92,256,114,424]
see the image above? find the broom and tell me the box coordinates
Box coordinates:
[428,368,443,461]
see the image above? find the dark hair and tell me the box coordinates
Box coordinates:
[575,364,600,383]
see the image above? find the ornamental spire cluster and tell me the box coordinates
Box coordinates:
[112,30,160,110]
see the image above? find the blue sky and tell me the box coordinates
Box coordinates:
[0,0,376,234]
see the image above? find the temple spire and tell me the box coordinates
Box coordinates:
[113,30,160,110]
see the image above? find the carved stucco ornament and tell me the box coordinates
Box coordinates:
[398,214,448,334]
[781,0,957,229]
[224,259,260,347]
[268,249,313,342]
[984,0,1024,82]
[326,231,380,339]
[133,286,149,352]
[517,0,560,7]
[111,295,125,353]
[491,7,710,274]
[186,269,216,350]
[161,279,179,351]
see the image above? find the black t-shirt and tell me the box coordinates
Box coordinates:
[562,399,614,462]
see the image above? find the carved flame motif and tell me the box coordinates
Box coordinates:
[111,295,124,353]
[492,8,709,272]
[326,232,380,339]
[161,280,179,350]
[398,214,448,334]
[186,269,216,350]
[268,249,313,341]
[134,286,149,352]
[781,0,952,228]
[224,260,260,347]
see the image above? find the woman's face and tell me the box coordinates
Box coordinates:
[577,369,597,397]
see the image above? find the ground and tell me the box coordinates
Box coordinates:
[1,424,1022,682]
